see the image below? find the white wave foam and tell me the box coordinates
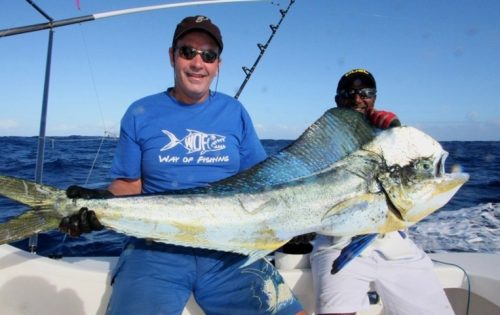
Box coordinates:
[410,203,500,253]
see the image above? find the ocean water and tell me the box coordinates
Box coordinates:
[0,137,498,257]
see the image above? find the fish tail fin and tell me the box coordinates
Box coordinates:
[0,175,62,208]
[160,130,180,151]
[0,209,62,245]
[0,175,65,244]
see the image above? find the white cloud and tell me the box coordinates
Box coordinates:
[466,111,479,122]
[0,119,19,130]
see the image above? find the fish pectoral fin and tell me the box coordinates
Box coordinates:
[331,233,378,274]
[320,193,388,236]
[322,194,381,220]
[0,209,62,245]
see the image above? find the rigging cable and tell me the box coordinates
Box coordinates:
[76,25,113,185]
[431,258,471,315]
[234,0,295,99]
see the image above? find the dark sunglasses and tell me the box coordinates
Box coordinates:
[338,88,377,99]
[176,46,219,63]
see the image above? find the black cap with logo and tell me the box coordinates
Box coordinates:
[336,69,376,94]
[172,15,223,52]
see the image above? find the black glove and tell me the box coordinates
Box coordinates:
[280,233,316,254]
[66,185,114,199]
[61,185,110,237]
[59,207,104,237]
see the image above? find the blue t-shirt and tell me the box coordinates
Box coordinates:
[110,90,267,193]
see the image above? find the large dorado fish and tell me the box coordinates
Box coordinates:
[0,109,468,264]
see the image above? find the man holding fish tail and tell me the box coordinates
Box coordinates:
[59,15,305,315]
[310,69,454,315]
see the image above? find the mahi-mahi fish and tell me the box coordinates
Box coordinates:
[0,108,469,265]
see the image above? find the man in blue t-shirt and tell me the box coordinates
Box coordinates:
[59,15,305,315]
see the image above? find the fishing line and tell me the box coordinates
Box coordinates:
[431,258,471,315]
[77,25,108,132]
[48,234,68,259]
[76,24,112,185]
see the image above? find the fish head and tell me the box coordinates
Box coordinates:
[364,126,469,227]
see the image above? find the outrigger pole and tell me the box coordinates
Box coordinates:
[1,0,265,252]
[0,0,265,38]
[24,0,54,253]
[235,0,295,99]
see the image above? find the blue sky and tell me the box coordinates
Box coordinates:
[0,0,499,140]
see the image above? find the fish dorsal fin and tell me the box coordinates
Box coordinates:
[209,108,376,192]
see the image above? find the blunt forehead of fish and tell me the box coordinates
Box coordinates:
[363,127,443,167]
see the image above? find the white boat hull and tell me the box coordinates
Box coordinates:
[0,244,498,315]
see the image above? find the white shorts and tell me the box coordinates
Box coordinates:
[310,239,454,315]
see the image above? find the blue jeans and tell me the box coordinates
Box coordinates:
[106,239,303,315]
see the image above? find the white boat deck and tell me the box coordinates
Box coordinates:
[0,244,498,315]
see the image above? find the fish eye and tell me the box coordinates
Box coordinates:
[419,161,432,171]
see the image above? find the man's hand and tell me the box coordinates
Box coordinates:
[59,207,104,237]
[368,109,401,129]
[59,185,111,237]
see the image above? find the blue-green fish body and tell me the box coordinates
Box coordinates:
[0,109,468,264]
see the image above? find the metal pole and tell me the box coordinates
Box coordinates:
[29,28,54,253]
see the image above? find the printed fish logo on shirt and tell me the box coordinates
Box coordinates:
[160,129,226,155]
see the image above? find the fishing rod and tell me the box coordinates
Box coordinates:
[234,0,295,99]
[0,0,265,37]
